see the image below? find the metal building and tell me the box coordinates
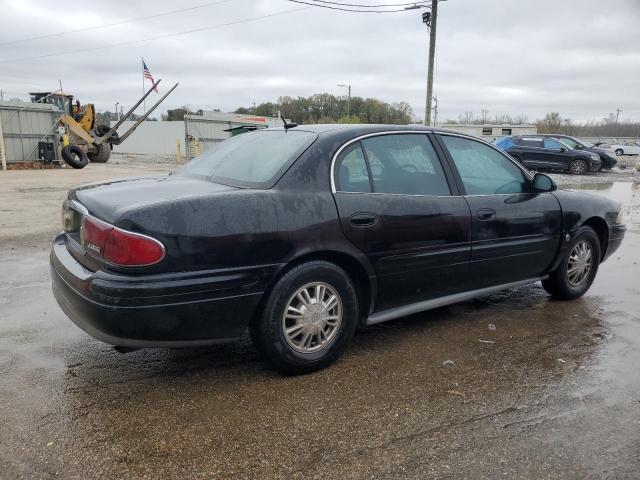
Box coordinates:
[441,124,537,142]
[0,100,61,166]
[108,112,284,159]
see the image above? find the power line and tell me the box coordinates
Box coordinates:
[310,1,430,7]
[0,0,236,47]
[285,0,420,12]
[0,7,311,64]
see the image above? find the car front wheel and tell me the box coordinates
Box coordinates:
[542,226,600,300]
[250,261,359,374]
[615,149,623,156]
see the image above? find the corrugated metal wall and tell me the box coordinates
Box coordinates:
[0,101,61,162]
[109,120,185,156]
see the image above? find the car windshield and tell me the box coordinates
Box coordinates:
[178,130,318,188]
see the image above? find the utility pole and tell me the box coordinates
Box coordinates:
[423,0,439,126]
[432,96,438,127]
[338,84,351,117]
[115,102,120,121]
[615,108,622,124]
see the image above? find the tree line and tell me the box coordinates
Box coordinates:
[444,110,639,137]
[537,112,640,137]
[234,93,414,125]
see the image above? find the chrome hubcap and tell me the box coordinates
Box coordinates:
[567,240,593,286]
[282,282,342,353]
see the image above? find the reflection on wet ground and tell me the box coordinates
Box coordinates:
[1,182,639,479]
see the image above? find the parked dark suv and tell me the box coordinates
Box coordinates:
[536,134,616,170]
[497,136,601,174]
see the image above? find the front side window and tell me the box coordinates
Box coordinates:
[544,138,565,150]
[557,137,579,149]
[360,134,450,196]
[179,130,318,188]
[335,143,371,193]
[441,135,529,195]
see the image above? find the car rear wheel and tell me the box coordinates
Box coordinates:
[250,261,359,374]
[615,148,623,156]
[568,159,587,175]
[542,226,600,300]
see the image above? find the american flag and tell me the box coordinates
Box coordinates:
[143,59,158,93]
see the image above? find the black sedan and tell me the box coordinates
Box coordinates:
[51,125,626,373]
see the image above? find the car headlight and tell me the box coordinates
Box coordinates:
[589,153,600,161]
[615,208,625,224]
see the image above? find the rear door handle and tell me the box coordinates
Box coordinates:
[350,213,378,227]
[476,208,496,221]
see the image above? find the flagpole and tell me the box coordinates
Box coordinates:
[142,57,146,115]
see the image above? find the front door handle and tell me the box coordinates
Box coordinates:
[476,208,496,221]
[350,213,378,227]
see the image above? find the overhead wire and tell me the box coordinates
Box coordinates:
[306,0,430,7]
[0,0,236,47]
[284,0,422,12]
[0,7,311,63]
[0,1,430,63]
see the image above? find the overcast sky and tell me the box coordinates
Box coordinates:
[1,0,639,123]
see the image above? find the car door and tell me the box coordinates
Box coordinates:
[514,138,549,169]
[332,132,472,312]
[435,134,561,288]
[625,142,640,154]
[541,138,572,169]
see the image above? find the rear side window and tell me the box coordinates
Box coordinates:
[335,143,371,193]
[521,138,544,148]
[441,135,528,195]
[178,130,318,188]
[360,134,450,196]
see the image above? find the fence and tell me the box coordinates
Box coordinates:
[0,101,61,163]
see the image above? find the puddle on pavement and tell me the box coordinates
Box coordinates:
[560,181,639,204]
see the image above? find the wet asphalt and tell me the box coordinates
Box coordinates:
[1,175,639,479]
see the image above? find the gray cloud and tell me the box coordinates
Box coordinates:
[1,0,638,122]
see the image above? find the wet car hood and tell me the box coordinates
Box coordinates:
[72,175,237,224]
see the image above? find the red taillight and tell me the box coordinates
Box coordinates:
[80,216,165,266]
[103,228,165,266]
[81,216,112,256]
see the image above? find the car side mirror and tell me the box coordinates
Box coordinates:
[559,147,566,152]
[532,173,556,192]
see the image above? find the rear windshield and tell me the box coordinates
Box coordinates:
[178,130,318,188]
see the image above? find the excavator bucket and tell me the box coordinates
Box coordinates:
[95,80,179,146]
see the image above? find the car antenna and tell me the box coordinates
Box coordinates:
[280,113,297,131]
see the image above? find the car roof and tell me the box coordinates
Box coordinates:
[268,124,436,134]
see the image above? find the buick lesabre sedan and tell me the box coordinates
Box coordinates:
[51,125,626,373]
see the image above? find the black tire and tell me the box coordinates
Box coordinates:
[250,261,359,374]
[61,145,89,169]
[87,143,111,163]
[542,226,601,300]
[568,159,588,175]
[95,124,119,143]
[615,149,623,156]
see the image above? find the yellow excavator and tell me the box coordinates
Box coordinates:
[31,80,178,168]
